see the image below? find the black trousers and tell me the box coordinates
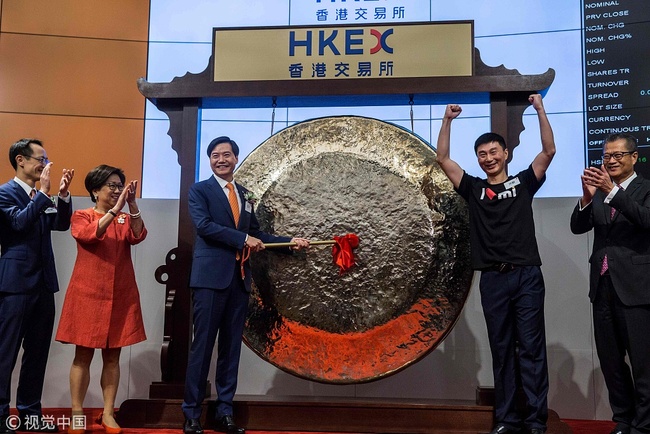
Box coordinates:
[0,290,55,418]
[593,275,650,434]
[480,266,549,432]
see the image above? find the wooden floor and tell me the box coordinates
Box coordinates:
[117,395,573,434]
[7,409,616,433]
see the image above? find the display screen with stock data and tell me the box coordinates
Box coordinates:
[584,0,650,171]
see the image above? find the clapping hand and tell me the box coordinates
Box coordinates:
[125,180,138,205]
[59,168,75,197]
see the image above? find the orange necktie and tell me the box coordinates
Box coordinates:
[226,182,240,226]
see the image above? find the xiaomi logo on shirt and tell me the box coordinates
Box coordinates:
[480,177,520,201]
[481,187,518,200]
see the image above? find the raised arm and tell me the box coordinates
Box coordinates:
[529,94,556,181]
[435,104,465,189]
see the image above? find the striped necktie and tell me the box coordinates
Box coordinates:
[600,185,623,275]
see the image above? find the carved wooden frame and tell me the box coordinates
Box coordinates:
[138,47,555,396]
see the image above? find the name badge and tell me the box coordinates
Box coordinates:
[245,202,252,213]
[504,177,521,190]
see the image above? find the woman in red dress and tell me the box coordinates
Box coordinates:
[55,165,147,434]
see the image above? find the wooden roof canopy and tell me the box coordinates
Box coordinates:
[139,48,554,108]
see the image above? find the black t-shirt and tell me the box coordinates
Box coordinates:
[456,165,544,269]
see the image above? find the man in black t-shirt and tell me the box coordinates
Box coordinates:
[435,94,556,434]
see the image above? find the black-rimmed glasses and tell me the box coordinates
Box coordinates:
[602,151,635,161]
[105,183,125,192]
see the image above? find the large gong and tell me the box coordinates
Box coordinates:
[237,116,472,384]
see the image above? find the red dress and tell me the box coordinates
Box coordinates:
[56,208,147,348]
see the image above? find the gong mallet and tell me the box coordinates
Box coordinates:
[262,239,336,248]
[263,233,360,273]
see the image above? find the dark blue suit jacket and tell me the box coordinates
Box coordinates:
[188,176,290,292]
[0,180,72,294]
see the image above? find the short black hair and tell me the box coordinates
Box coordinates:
[474,132,506,154]
[605,133,638,153]
[9,138,43,170]
[207,136,239,157]
[84,164,126,202]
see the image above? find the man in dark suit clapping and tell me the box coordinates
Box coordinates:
[0,138,74,434]
[181,136,309,434]
[571,133,650,434]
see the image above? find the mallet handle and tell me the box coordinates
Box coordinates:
[263,240,337,248]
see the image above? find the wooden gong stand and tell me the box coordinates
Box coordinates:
[118,47,570,433]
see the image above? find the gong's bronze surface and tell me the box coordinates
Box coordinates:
[237,116,472,384]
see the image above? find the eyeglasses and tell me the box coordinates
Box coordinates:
[602,151,635,161]
[23,155,49,165]
[105,182,125,192]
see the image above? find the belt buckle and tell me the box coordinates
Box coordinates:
[498,263,512,273]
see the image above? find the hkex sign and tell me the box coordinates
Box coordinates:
[289,28,394,56]
[212,22,473,82]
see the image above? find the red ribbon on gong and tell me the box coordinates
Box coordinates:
[332,233,359,273]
